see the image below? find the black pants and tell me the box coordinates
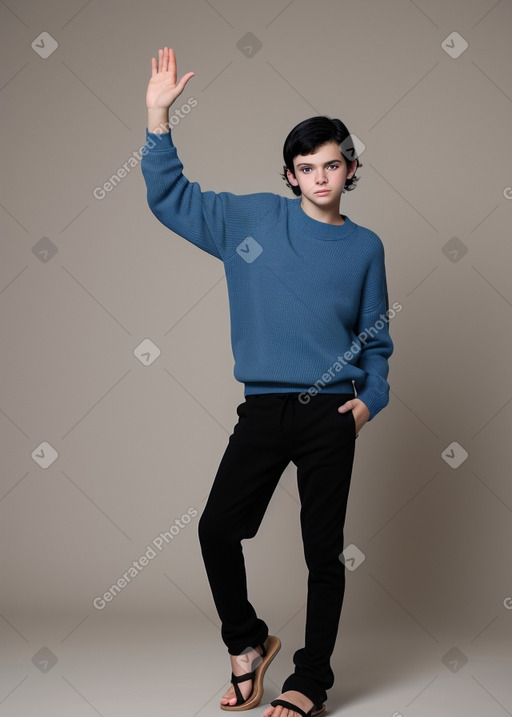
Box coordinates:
[197,391,357,707]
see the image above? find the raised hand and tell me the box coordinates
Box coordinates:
[146,46,195,110]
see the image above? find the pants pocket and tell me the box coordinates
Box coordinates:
[333,402,358,441]
[348,408,359,439]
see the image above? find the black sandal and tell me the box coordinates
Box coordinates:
[220,635,281,711]
[270,697,327,717]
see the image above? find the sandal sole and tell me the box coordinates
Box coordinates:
[312,705,327,717]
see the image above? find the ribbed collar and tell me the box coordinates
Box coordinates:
[289,197,357,240]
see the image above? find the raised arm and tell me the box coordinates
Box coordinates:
[142,46,280,261]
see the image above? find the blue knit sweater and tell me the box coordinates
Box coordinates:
[141,128,394,421]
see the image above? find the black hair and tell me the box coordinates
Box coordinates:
[281,116,362,196]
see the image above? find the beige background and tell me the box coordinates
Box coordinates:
[1,1,511,715]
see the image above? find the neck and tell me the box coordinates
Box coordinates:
[300,196,345,225]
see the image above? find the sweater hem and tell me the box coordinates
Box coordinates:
[244,381,355,396]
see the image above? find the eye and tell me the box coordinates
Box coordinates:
[301,167,312,173]
[328,163,340,170]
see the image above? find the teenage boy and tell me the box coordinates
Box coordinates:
[142,47,394,717]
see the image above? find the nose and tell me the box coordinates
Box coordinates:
[315,169,327,184]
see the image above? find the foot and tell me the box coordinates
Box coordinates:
[262,690,314,717]
[220,640,267,707]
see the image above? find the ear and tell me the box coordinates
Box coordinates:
[346,159,358,180]
[286,168,299,187]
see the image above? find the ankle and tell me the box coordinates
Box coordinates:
[230,642,264,674]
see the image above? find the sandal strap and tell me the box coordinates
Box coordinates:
[270,698,309,717]
[230,670,255,705]
[230,670,255,684]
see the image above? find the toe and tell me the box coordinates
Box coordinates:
[220,688,237,706]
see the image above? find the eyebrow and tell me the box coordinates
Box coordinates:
[295,159,342,168]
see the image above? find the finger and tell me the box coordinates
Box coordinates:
[338,401,352,413]
[176,71,195,93]
[158,47,163,74]
[168,47,177,80]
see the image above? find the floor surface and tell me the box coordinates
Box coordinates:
[1,614,510,716]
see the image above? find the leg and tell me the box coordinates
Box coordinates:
[198,395,290,642]
[265,393,356,715]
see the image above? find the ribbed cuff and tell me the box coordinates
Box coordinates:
[356,387,388,421]
[144,127,175,151]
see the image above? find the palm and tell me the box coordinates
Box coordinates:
[147,70,181,108]
[146,47,194,109]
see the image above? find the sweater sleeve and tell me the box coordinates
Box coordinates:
[354,237,394,421]
[140,128,279,261]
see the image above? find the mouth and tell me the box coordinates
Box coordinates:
[314,190,331,195]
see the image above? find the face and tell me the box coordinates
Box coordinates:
[286,140,357,212]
